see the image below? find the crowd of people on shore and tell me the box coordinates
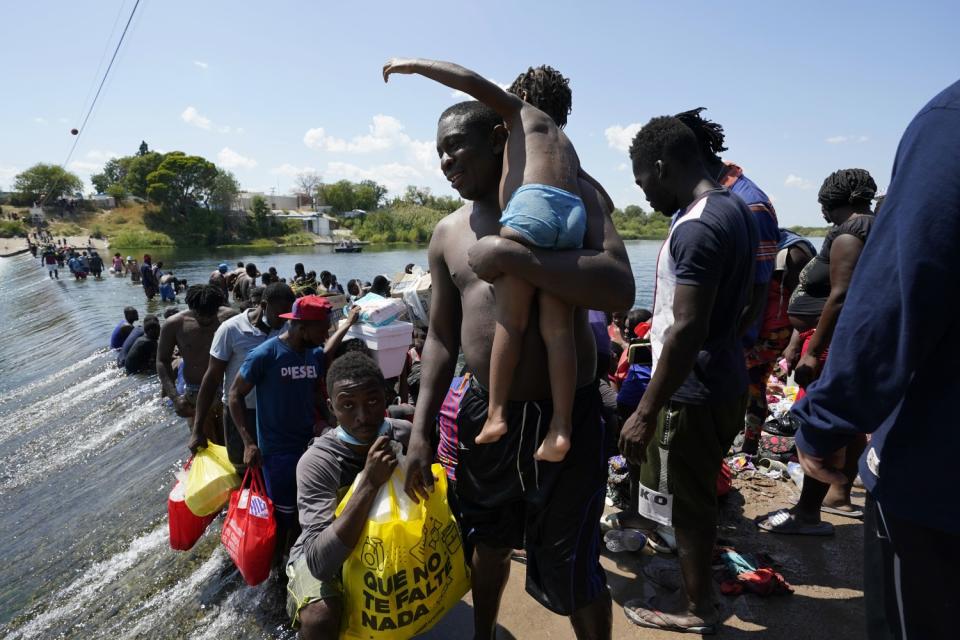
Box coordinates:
[92,62,957,640]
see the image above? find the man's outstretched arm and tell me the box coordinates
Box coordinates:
[383,58,523,122]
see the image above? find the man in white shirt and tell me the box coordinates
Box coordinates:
[188,282,296,471]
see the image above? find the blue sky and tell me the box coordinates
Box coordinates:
[2,0,957,226]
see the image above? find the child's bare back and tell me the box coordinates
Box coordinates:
[498,104,582,210]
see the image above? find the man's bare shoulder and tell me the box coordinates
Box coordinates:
[429,205,471,253]
[218,306,239,321]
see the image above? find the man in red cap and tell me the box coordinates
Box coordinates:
[229,295,359,568]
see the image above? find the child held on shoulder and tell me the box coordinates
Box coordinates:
[384,57,586,461]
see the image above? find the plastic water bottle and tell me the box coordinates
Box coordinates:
[604,529,647,552]
[787,461,804,489]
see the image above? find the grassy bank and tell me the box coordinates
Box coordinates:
[38,204,322,249]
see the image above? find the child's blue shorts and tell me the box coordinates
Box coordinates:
[499,183,586,249]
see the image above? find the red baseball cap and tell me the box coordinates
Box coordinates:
[279,295,332,321]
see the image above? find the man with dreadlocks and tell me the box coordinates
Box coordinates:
[675,108,782,455]
[621,116,757,634]
[757,168,878,536]
[384,58,589,463]
[157,284,237,444]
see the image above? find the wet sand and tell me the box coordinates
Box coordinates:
[426,474,865,639]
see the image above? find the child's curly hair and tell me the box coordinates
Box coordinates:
[508,65,572,129]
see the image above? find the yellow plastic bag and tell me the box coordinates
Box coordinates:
[184,443,240,517]
[335,463,470,639]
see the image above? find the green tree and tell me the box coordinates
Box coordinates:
[354,179,388,211]
[250,194,271,235]
[146,153,218,216]
[320,180,357,213]
[209,169,240,211]
[125,151,166,198]
[402,185,431,206]
[91,156,132,193]
[13,163,83,203]
[106,182,128,202]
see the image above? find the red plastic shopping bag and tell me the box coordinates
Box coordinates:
[168,457,217,551]
[221,467,276,585]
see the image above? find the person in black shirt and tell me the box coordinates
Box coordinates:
[125,315,161,375]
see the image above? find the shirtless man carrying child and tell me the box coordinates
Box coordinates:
[384,57,585,462]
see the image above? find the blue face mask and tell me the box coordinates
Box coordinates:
[335,419,391,446]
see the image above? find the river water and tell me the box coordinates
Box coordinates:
[0,241,660,639]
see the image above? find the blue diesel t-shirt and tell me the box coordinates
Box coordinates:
[238,336,324,455]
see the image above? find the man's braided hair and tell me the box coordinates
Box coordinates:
[674,107,728,160]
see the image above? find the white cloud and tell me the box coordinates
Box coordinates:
[181,105,240,134]
[58,117,69,124]
[193,60,209,70]
[304,115,406,154]
[68,150,120,174]
[33,117,47,125]
[324,161,422,192]
[785,174,813,190]
[451,78,510,99]
[181,106,211,130]
[269,163,318,177]
[304,115,441,179]
[616,162,629,172]
[217,147,257,169]
[826,135,870,144]
[604,123,642,152]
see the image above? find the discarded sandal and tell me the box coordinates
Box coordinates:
[624,598,717,635]
[756,509,834,536]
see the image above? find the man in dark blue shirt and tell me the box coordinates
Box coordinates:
[229,295,357,567]
[792,80,960,640]
[620,116,757,634]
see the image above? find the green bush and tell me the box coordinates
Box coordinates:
[611,205,670,239]
[0,220,28,237]
[112,229,175,247]
[278,232,316,246]
[351,204,447,243]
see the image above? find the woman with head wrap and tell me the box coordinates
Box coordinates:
[757,168,878,535]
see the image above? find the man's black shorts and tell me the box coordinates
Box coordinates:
[455,379,608,616]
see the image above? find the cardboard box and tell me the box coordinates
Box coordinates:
[390,272,431,327]
[321,293,349,323]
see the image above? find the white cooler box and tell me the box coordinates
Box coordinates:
[345,321,413,378]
